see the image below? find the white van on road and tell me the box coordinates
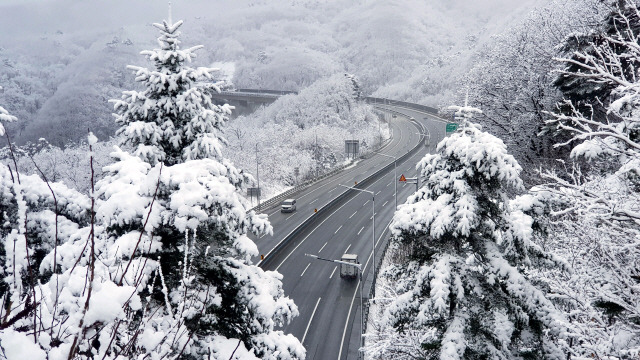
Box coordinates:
[281,199,297,213]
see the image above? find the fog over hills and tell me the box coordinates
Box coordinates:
[0,0,545,144]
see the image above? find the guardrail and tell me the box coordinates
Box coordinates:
[222,89,439,115]
[248,116,393,213]
[361,221,392,341]
[364,96,439,115]
[258,116,426,269]
[235,88,299,96]
[249,158,359,213]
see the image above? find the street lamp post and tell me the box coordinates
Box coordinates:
[306,254,365,356]
[255,143,261,210]
[339,185,376,281]
[374,152,397,209]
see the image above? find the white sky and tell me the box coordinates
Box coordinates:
[0,0,547,39]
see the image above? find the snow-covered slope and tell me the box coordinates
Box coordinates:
[0,0,545,145]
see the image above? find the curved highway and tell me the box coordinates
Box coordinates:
[254,112,420,265]
[249,99,447,359]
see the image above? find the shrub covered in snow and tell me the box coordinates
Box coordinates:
[531,1,640,356]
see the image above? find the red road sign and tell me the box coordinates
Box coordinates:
[399,174,407,182]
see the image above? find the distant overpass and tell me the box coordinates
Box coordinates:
[209,88,440,116]
[208,89,298,115]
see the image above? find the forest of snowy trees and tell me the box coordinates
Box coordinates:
[0,0,639,359]
[366,0,640,359]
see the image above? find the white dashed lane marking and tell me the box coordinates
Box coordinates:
[329,266,337,279]
[301,263,310,277]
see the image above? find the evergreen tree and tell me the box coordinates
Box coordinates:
[110,18,231,166]
[100,16,304,359]
[374,105,567,359]
[345,73,362,101]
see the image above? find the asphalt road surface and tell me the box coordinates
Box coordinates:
[257,105,447,360]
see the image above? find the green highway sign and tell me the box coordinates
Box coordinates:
[446,123,458,133]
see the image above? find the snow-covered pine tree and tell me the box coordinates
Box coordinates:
[110,17,231,166]
[345,73,362,101]
[100,15,305,359]
[371,105,568,359]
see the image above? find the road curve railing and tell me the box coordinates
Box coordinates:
[364,96,439,115]
[222,89,441,268]
[258,118,426,269]
[248,134,392,214]
[216,88,440,115]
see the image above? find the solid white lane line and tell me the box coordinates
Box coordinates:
[328,186,337,193]
[358,226,364,235]
[383,200,388,207]
[301,263,311,277]
[335,225,343,234]
[268,209,280,216]
[338,280,359,360]
[309,198,318,204]
[329,266,337,279]
[302,297,322,344]
[286,213,296,220]
[345,244,351,252]
[349,211,357,219]
[319,242,328,253]
[339,221,394,359]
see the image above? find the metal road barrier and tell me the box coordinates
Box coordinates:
[364,96,439,115]
[235,88,298,96]
[247,136,392,214]
[258,117,426,269]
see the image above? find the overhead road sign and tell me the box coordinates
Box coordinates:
[446,123,458,133]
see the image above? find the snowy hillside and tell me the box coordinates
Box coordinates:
[2,1,639,359]
[0,0,544,145]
